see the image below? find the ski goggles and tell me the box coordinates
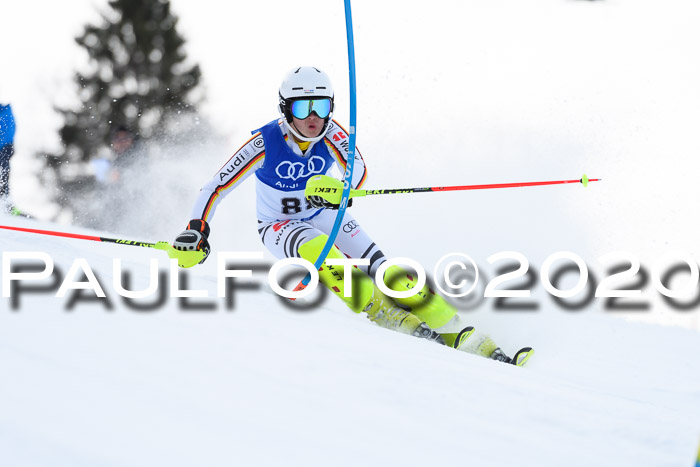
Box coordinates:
[290,98,332,120]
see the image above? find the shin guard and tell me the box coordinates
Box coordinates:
[381,265,457,329]
[297,236,427,337]
[297,235,375,313]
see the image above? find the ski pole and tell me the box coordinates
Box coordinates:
[356,174,599,197]
[0,224,205,268]
[306,174,600,202]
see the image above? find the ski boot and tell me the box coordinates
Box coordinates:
[379,267,475,348]
[363,291,445,344]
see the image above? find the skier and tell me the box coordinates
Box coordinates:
[173,66,525,364]
[0,103,16,212]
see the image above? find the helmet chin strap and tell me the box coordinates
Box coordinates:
[279,110,332,144]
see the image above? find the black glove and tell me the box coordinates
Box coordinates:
[173,219,211,264]
[307,196,353,210]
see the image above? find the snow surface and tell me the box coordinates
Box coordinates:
[1,216,700,467]
[2,0,700,465]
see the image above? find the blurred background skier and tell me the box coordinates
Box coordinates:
[0,102,16,212]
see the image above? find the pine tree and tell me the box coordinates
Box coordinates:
[44,0,204,224]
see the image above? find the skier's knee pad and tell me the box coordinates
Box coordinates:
[297,235,375,313]
[381,264,457,329]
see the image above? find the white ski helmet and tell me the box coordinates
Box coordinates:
[278,66,335,143]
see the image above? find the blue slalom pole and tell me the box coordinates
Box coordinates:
[293,0,357,293]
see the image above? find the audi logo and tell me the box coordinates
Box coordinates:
[343,220,359,233]
[275,156,326,181]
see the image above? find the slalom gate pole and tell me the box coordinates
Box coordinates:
[0,224,205,268]
[290,0,358,298]
[350,174,601,198]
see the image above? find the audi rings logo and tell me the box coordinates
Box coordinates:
[343,220,359,233]
[253,137,264,148]
[275,156,326,181]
